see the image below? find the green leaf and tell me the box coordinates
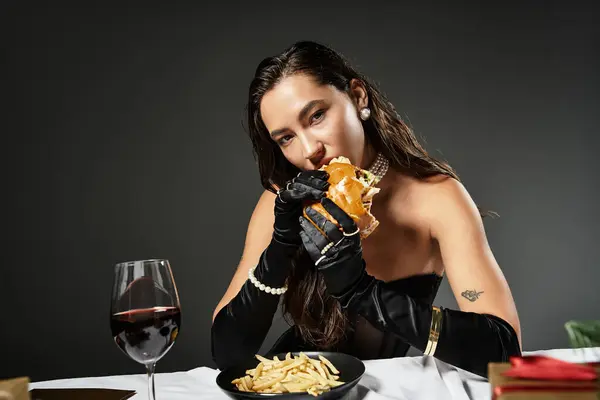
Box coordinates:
[565,320,600,348]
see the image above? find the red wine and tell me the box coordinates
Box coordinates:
[111,306,181,365]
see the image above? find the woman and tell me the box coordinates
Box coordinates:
[211,40,521,378]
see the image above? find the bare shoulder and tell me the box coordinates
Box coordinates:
[385,172,473,217]
[384,171,485,242]
[407,174,483,238]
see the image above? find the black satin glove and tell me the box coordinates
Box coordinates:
[273,170,330,246]
[299,197,364,295]
[299,198,521,378]
[211,170,329,371]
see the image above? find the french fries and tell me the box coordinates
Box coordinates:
[231,352,345,397]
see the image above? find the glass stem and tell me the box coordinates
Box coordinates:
[146,362,156,400]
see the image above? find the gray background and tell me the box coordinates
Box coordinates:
[1,1,598,382]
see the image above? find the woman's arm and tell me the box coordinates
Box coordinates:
[211,171,330,370]
[211,190,288,370]
[298,186,522,378]
[426,177,522,346]
[212,190,276,322]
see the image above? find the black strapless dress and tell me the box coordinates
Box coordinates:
[266,273,443,360]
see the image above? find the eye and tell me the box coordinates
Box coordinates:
[310,110,325,124]
[277,134,294,146]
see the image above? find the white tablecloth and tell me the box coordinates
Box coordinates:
[29,347,600,400]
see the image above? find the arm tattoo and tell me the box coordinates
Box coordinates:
[461,289,484,302]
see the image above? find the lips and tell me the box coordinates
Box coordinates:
[317,157,334,169]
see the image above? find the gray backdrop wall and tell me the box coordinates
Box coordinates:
[2,1,598,382]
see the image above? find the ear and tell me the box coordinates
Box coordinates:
[348,78,369,109]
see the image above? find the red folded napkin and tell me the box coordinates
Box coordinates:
[502,355,598,381]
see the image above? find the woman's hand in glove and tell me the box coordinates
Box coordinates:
[273,170,330,246]
[298,197,366,296]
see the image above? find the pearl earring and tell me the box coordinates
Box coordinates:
[360,107,371,121]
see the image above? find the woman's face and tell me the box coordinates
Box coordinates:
[260,74,370,171]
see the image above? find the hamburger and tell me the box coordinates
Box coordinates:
[304,156,381,239]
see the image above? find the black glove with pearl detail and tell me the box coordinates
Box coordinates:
[299,198,521,378]
[299,197,364,296]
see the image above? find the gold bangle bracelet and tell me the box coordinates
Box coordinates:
[424,306,443,357]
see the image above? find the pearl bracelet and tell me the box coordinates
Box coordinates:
[248,266,288,295]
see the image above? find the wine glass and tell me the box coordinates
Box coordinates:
[110,259,181,400]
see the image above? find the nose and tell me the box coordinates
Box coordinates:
[300,134,325,162]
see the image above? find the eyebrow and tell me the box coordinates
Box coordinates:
[269,99,326,137]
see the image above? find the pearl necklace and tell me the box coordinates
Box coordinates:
[367,152,390,184]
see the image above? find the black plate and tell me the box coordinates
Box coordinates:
[216,351,365,400]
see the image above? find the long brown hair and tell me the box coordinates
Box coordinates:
[244,40,491,349]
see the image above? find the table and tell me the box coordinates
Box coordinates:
[29,347,600,400]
